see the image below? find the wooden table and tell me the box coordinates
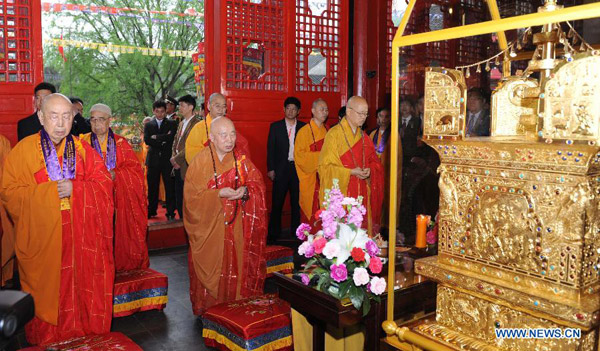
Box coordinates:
[273,259,436,351]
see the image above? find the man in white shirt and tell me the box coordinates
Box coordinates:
[465,88,490,137]
[267,96,306,243]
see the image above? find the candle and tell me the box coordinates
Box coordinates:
[415,214,430,248]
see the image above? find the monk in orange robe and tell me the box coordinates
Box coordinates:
[81,103,148,271]
[369,107,402,231]
[184,117,267,315]
[185,93,251,164]
[1,94,114,345]
[318,96,384,235]
[294,98,328,224]
[0,134,14,286]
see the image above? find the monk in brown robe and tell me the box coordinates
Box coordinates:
[1,94,114,345]
[184,117,267,315]
[0,134,14,286]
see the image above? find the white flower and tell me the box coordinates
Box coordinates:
[322,241,341,260]
[298,241,312,256]
[369,276,387,295]
[353,267,370,286]
[325,223,370,264]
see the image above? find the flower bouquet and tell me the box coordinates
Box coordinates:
[426,213,439,254]
[296,180,387,316]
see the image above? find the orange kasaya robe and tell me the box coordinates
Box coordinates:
[0,134,14,286]
[318,118,384,235]
[370,127,402,229]
[183,145,267,315]
[81,132,149,271]
[294,119,327,225]
[0,133,114,346]
[185,113,251,165]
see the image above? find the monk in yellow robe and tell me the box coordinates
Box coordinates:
[369,107,402,231]
[1,94,114,345]
[0,134,14,286]
[82,103,149,271]
[185,93,251,165]
[294,98,328,224]
[318,96,384,235]
[184,117,267,315]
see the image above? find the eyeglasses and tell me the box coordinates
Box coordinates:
[348,107,369,118]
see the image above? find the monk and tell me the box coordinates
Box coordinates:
[294,98,328,224]
[184,117,267,315]
[0,134,14,286]
[81,103,148,271]
[1,94,114,345]
[185,92,250,164]
[369,107,402,233]
[318,96,384,235]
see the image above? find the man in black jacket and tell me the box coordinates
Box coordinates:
[69,96,91,137]
[144,100,177,220]
[17,82,56,141]
[267,96,306,242]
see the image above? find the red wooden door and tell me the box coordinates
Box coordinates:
[0,0,43,145]
[204,0,350,222]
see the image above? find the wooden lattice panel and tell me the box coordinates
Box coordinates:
[0,0,33,83]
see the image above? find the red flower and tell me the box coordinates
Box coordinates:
[369,256,383,274]
[351,247,365,262]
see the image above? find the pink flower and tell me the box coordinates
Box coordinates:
[301,273,311,286]
[328,188,344,207]
[330,203,347,218]
[330,263,348,282]
[365,240,380,257]
[352,267,369,286]
[296,223,311,241]
[298,241,314,257]
[369,256,383,274]
[426,229,437,245]
[322,241,341,260]
[313,237,327,254]
[320,210,337,239]
[369,276,387,295]
[347,206,364,227]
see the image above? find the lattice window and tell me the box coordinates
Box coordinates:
[225,0,286,91]
[0,0,33,83]
[295,0,343,92]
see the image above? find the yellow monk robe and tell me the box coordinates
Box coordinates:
[294,120,327,224]
[318,118,384,234]
[81,132,149,271]
[184,146,267,315]
[185,113,252,165]
[1,134,114,345]
[0,134,14,286]
[369,127,402,228]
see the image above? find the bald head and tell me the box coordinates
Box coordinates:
[346,96,368,130]
[210,117,236,158]
[208,93,227,119]
[38,93,74,144]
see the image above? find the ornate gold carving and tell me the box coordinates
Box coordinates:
[491,78,539,138]
[423,68,466,137]
[542,54,600,143]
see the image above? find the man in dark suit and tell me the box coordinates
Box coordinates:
[267,96,306,242]
[170,94,202,220]
[465,88,491,137]
[17,82,56,141]
[69,96,92,137]
[145,100,177,220]
[399,98,422,165]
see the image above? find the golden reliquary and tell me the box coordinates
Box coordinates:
[384,1,600,350]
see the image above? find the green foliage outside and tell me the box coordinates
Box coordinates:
[43,0,204,129]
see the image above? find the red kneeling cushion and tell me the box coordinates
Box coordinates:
[113,267,168,317]
[202,294,293,351]
[19,332,141,350]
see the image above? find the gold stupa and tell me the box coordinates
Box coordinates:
[384,1,600,350]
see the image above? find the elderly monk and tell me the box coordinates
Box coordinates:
[0,134,14,287]
[185,93,250,164]
[184,117,267,315]
[81,104,148,271]
[294,98,328,224]
[318,96,384,235]
[1,94,114,345]
[369,107,402,233]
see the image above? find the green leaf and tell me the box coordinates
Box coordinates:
[304,258,317,269]
[362,295,371,316]
[338,281,351,299]
[348,285,364,311]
